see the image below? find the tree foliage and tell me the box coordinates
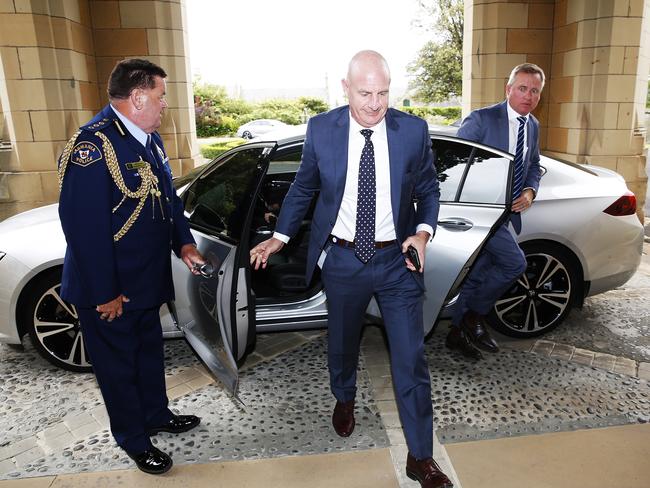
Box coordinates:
[192,80,329,137]
[408,0,464,102]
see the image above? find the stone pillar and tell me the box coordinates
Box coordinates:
[90,0,200,178]
[0,1,95,218]
[0,0,200,221]
[547,0,648,220]
[463,0,648,221]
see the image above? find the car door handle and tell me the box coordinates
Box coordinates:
[438,218,474,231]
[255,227,273,236]
[195,263,214,278]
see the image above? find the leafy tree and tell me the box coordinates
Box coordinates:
[408,0,463,102]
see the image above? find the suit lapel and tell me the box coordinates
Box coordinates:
[496,101,509,153]
[386,109,403,218]
[332,109,350,214]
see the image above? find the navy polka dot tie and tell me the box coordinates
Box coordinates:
[355,129,376,263]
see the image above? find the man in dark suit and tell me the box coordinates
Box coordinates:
[250,51,452,488]
[58,59,204,474]
[446,63,544,359]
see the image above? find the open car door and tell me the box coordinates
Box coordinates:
[170,143,275,398]
[421,136,514,334]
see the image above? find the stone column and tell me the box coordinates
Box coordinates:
[90,0,200,178]
[463,0,648,221]
[0,1,96,218]
[547,0,648,219]
[0,0,200,221]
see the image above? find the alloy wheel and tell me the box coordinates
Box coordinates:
[492,252,572,336]
[31,283,91,370]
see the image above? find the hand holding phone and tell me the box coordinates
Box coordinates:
[406,245,421,272]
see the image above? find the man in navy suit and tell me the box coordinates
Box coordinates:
[446,63,544,359]
[250,51,452,488]
[58,59,204,474]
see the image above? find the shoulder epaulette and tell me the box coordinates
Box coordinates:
[80,117,113,132]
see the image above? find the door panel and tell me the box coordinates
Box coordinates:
[171,143,274,398]
[171,231,241,396]
[422,136,513,333]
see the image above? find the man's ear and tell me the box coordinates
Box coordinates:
[130,89,144,110]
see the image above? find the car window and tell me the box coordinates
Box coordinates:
[432,138,473,202]
[459,148,510,205]
[183,147,266,241]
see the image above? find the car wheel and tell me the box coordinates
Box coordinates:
[487,243,578,338]
[25,270,92,372]
[242,130,252,139]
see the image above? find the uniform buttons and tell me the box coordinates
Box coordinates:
[170,218,174,224]
[166,197,170,203]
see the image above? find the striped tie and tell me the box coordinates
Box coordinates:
[512,116,527,199]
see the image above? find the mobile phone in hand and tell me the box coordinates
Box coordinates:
[406,245,421,272]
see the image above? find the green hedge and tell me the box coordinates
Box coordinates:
[401,106,461,121]
[200,139,247,159]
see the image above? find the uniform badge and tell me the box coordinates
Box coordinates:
[125,161,148,171]
[71,141,102,167]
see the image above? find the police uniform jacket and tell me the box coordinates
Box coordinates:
[58,105,195,310]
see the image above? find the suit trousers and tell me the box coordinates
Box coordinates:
[452,223,527,326]
[77,307,173,454]
[322,242,433,459]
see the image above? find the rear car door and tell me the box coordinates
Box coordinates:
[421,136,514,333]
[170,143,275,398]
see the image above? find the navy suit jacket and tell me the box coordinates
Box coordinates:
[457,101,542,231]
[58,105,195,309]
[275,106,440,285]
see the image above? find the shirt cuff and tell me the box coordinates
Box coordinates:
[523,187,537,199]
[273,232,290,244]
[416,224,434,241]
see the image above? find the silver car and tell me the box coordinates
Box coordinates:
[0,131,643,397]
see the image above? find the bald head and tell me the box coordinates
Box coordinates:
[342,50,391,128]
[346,50,391,83]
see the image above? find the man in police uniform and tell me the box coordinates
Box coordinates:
[58,59,204,475]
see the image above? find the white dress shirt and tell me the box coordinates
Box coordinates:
[506,102,529,163]
[330,115,395,242]
[507,102,537,196]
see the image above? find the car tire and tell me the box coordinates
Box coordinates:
[242,130,252,139]
[24,269,92,372]
[487,242,579,338]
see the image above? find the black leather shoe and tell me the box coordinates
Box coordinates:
[406,452,453,488]
[461,310,499,353]
[149,414,201,435]
[127,446,172,475]
[332,400,355,437]
[445,327,483,360]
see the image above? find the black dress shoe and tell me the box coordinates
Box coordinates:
[332,400,355,437]
[461,310,499,353]
[406,452,453,488]
[127,446,172,475]
[445,327,483,360]
[149,414,201,435]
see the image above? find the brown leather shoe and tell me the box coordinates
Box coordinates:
[332,400,355,437]
[461,310,499,353]
[445,326,483,360]
[406,452,453,488]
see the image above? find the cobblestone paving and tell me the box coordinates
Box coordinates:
[0,338,196,448]
[0,336,388,479]
[424,329,650,444]
[544,243,650,363]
